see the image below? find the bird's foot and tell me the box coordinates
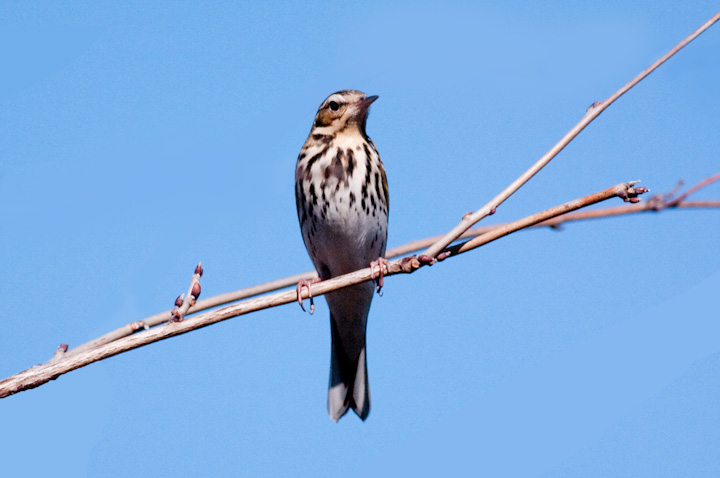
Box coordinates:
[370,258,390,296]
[296,277,320,314]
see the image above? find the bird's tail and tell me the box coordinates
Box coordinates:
[328,314,370,421]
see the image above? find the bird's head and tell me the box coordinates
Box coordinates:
[311,90,378,137]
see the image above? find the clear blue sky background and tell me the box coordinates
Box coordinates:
[1,1,719,476]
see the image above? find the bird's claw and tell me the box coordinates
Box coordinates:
[370,258,390,296]
[296,278,316,314]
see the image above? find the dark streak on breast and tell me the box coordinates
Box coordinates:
[346,149,355,180]
[305,147,329,178]
[328,148,345,183]
[308,183,317,218]
[295,180,307,226]
[312,134,333,144]
[374,172,383,208]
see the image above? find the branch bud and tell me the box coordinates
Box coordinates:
[417,254,434,265]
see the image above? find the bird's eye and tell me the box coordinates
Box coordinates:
[328,101,340,111]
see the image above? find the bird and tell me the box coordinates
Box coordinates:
[295,90,389,421]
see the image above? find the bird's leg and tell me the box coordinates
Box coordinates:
[296,277,320,314]
[370,258,390,296]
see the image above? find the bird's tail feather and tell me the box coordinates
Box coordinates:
[328,315,370,421]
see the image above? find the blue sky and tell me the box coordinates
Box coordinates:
[1,1,719,476]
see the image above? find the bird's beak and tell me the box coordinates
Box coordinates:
[350,95,378,128]
[357,95,379,110]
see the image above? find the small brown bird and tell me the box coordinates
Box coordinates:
[295,90,389,421]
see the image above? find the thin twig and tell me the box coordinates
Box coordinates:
[446,183,646,256]
[0,181,647,398]
[419,11,720,260]
[667,173,720,206]
[676,201,720,208]
[170,263,204,322]
[66,264,204,357]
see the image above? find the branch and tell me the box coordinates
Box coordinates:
[2,12,719,399]
[66,264,204,356]
[60,174,720,359]
[419,11,720,259]
[445,183,647,256]
[666,173,720,207]
[386,185,720,257]
[0,181,649,398]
